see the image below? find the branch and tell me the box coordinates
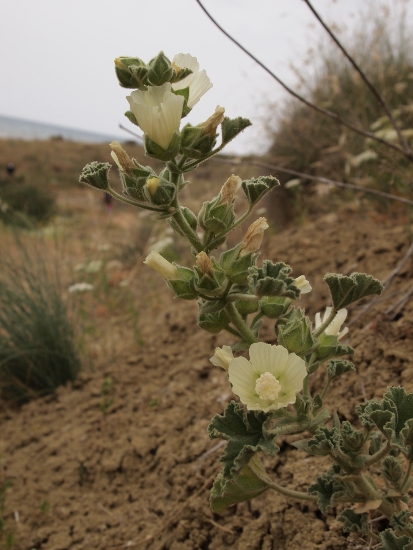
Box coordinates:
[194,0,413,162]
[210,156,413,208]
[303,0,412,158]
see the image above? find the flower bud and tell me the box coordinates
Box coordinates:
[114,56,148,88]
[219,174,242,205]
[196,252,214,276]
[240,217,269,257]
[199,106,225,137]
[147,52,174,86]
[209,346,234,371]
[146,177,161,196]
[144,251,180,280]
[109,142,134,174]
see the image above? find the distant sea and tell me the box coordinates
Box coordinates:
[0,114,138,144]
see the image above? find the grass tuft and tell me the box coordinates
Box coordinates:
[0,237,81,404]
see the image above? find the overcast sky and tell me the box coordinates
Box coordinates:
[0,0,410,153]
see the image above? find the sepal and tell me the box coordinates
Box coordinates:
[198,309,230,334]
[114,57,148,88]
[144,133,181,161]
[147,51,174,86]
[259,296,292,319]
[277,308,316,356]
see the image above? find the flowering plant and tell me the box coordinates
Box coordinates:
[80,51,413,547]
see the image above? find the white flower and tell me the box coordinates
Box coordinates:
[144,250,180,280]
[294,275,312,294]
[85,260,103,273]
[127,83,184,150]
[315,307,349,340]
[228,343,307,412]
[172,53,213,108]
[68,282,94,294]
[210,345,234,371]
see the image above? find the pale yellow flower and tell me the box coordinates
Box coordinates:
[172,53,213,108]
[228,343,306,412]
[210,346,234,371]
[127,83,184,149]
[219,174,242,205]
[144,251,180,280]
[294,275,312,294]
[315,307,348,340]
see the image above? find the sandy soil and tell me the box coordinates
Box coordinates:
[1,204,413,550]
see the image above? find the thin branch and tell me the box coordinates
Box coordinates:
[211,156,413,208]
[303,0,412,157]
[194,0,412,161]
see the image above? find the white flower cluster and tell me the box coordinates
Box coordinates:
[127,54,212,150]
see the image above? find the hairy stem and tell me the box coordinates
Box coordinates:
[225,302,258,345]
[267,481,318,502]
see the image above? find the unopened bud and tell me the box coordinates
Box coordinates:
[144,251,180,280]
[110,142,134,174]
[240,217,269,257]
[199,106,225,137]
[219,174,242,205]
[196,251,214,276]
[146,177,161,196]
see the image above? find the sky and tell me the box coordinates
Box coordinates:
[0,0,410,154]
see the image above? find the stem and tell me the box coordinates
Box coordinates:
[108,187,166,212]
[225,302,258,345]
[250,311,264,330]
[313,308,337,338]
[267,481,318,502]
[401,458,413,493]
[320,379,331,401]
[303,376,310,400]
[224,325,242,338]
[182,144,226,172]
[364,441,390,467]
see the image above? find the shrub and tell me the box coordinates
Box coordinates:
[267,4,413,208]
[0,180,56,227]
[0,238,81,403]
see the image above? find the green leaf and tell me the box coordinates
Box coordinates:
[198,310,230,334]
[338,508,369,533]
[79,162,111,191]
[248,261,300,298]
[210,455,270,513]
[324,272,383,310]
[327,359,356,380]
[293,427,338,456]
[382,456,404,486]
[221,117,252,145]
[277,308,316,356]
[378,529,413,550]
[199,300,226,315]
[208,401,279,479]
[241,176,280,206]
[308,469,345,512]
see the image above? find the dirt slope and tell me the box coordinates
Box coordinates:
[1,206,413,550]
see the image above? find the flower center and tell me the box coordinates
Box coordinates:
[255,372,281,401]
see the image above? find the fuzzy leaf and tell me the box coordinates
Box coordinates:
[338,508,369,533]
[241,176,280,206]
[293,427,338,456]
[327,359,356,380]
[208,401,279,479]
[248,261,300,298]
[324,272,383,310]
[210,455,270,513]
[378,529,413,550]
[308,470,346,512]
[221,116,252,145]
[199,300,226,315]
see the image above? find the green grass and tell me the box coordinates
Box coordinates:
[0,237,81,403]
